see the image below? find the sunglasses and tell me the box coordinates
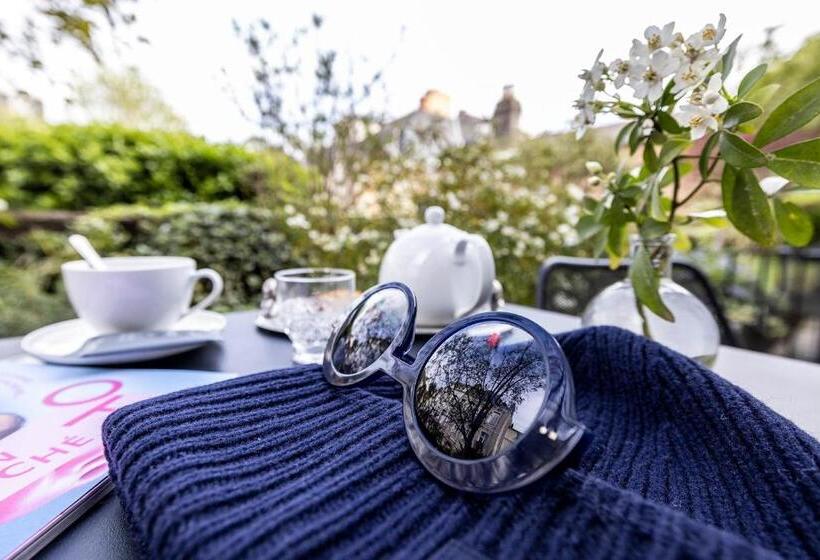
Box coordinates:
[323,282,586,493]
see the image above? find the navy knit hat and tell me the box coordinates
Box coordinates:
[102,327,820,559]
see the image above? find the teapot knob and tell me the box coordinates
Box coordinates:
[424,206,445,225]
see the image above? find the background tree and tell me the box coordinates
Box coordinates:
[234,14,392,204]
[70,66,186,130]
[415,333,545,459]
[0,0,139,72]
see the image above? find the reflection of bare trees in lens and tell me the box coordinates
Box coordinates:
[415,328,545,459]
[332,291,407,374]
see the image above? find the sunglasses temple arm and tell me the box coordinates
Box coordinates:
[380,353,416,390]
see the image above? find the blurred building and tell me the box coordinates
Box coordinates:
[382,86,522,155]
[382,89,463,156]
[433,388,521,458]
[491,85,522,143]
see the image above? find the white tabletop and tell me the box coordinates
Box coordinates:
[507,304,820,441]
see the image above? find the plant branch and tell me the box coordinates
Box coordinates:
[676,154,719,161]
[668,157,682,224]
[678,157,720,206]
[635,296,653,338]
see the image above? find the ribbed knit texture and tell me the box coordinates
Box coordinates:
[102,327,820,559]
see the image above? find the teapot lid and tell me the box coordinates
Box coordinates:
[401,206,462,240]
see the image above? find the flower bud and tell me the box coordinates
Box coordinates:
[585,161,603,175]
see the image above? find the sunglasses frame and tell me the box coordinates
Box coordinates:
[323,282,585,493]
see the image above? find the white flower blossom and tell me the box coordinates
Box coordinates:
[628,50,677,101]
[699,74,728,114]
[585,161,603,175]
[608,58,632,88]
[672,57,711,92]
[572,51,606,138]
[669,31,686,48]
[571,93,597,139]
[697,14,726,47]
[677,104,718,140]
[644,22,676,51]
[578,49,606,92]
[671,39,720,93]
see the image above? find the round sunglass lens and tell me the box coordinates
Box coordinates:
[332,287,410,375]
[414,322,547,460]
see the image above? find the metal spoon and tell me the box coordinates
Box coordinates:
[68,234,107,270]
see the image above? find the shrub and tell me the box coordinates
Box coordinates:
[0,265,74,338]
[0,120,310,210]
[0,131,617,337]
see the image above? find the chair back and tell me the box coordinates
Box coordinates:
[537,256,737,346]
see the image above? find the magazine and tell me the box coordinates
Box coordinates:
[0,363,234,560]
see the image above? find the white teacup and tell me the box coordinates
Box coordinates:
[62,256,224,333]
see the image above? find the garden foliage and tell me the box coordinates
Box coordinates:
[0,124,615,336]
[0,121,310,209]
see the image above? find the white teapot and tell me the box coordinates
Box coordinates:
[379,206,496,327]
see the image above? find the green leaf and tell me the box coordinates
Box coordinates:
[719,131,768,168]
[582,196,599,213]
[699,132,719,178]
[639,218,670,239]
[773,198,814,247]
[721,166,776,245]
[649,130,667,144]
[628,120,643,154]
[613,103,639,118]
[593,196,607,220]
[629,244,674,321]
[592,228,608,256]
[607,221,625,251]
[614,121,635,153]
[737,64,768,98]
[576,215,603,242]
[723,102,763,129]
[657,111,682,134]
[672,227,692,252]
[643,139,659,172]
[767,138,820,188]
[688,208,729,228]
[660,80,677,107]
[719,35,742,78]
[745,83,780,109]
[754,77,820,147]
[620,185,643,203]
[649,178,669,221]
[658,138,692,167]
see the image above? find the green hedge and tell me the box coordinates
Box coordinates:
[0,121,310,209]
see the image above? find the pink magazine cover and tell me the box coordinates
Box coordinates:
[0,364,234,560]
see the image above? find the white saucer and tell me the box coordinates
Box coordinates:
[21,311,226,366]
[255,313,286,334]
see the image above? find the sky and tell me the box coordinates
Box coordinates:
[4,1,819,143]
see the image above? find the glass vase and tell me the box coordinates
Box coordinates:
[581,235,720,366]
